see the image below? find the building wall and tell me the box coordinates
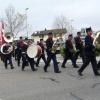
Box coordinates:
[31,35,48,43]
[32,33,67,43]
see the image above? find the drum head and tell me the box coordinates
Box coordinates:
[27,45,37,58]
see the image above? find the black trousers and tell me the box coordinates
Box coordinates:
[22,54,35,70]
[36,54,46,66]
[17,50,21,66]
[44,54,59,72]
[15,49,17,60]
[75,50,85,63]
[78,56,99,75]
[62,52,77,67]
[0,53,5,63]
[97,61,100,69]
[4,55,13,68]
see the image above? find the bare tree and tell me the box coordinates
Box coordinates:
[52,15,70,30]
[4,5,26,39]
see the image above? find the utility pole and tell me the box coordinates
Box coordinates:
[25,8,29,37]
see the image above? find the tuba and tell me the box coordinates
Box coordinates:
[0,32,13,54]
[93,31,100,46]
[1,43,13,54]
[4,32,13,43]
[52,40,58,52]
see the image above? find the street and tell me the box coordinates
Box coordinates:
[0,54,100,100]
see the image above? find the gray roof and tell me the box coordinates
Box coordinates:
[32,28,67,36]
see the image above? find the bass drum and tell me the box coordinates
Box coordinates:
[27,44,42,58]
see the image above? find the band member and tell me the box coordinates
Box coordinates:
[21,38,37,71]
[43,32,61,73]
[14,42,17,60]
[97,61,100,69]
[17,36,23,66]
[12,43,15,58]
[61,34,79,68]
[78,27,100,76]
[0,43,5,63]
[74,32,85,63]
[36,39,47,67]
[3,42,14,69]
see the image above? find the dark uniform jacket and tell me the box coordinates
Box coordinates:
[17,41,23,52]
[65,39,73,54]
[38,42,44,54]
[21,43,28,55]
[85,35,95,56]
[21,43,28,61]
[74,37,83,51]
[46,38,54,56]
[3,45,12,57]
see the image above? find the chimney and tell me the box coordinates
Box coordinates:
[45,28,46,31]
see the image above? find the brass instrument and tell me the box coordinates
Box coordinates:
[93,31,100,46]
[1,43,13,54]
[52,40,58,52]
[0,32,13,54]
[43,42,47,49]
[4,32,13,42]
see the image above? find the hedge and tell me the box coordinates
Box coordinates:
[60,45,76,58]
[60,44,100,58]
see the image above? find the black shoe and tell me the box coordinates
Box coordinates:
[78,70,83,76]
[32,69,37,71]
[11,67,14,69]
[36,65,39,67]
[5,67,8,69]
[21,69,24,71]
[55,71,61,73]
[18,64,20,67]
[57,62,60,64]
[98,67,100,70]
[95,73,100,76]
[61,65,66,68]
[74,65,79,68]
[43,67,47,72]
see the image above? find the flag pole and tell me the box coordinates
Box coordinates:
[0,22,2,45]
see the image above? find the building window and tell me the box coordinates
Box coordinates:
[39,35,44,38]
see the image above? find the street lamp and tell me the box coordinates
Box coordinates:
[25,8,29,37]
[71,20,74,33]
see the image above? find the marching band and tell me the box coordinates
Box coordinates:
[0,27,100,76]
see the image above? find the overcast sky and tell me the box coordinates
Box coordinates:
[0,0,100,36]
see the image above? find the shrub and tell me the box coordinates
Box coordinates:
[60,46,76,58]
[96,44,100,56]
[60,44,100,57]
[60,46,65,58]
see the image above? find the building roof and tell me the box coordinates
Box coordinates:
[32,28,67,36]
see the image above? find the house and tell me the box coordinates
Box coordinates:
[31,28,67,43]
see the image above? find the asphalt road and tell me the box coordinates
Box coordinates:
[0,55,100,100]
